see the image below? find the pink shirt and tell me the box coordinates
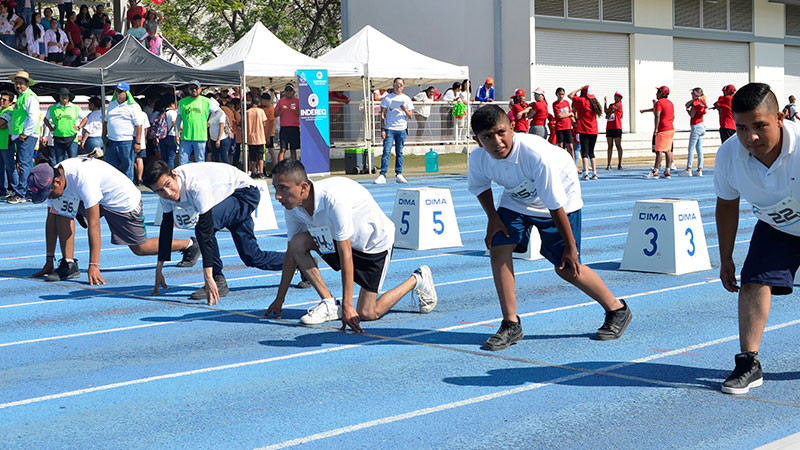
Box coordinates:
[275,97,300,127]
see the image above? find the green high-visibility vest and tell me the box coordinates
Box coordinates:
[11,88,37,136]
[48,103,81,138]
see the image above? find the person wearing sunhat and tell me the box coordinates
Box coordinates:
[604,91,624,170]
[103,81,144,180]
[44,87,82,165]
[176,80,219,166]
[712,84,737,143]
[7,70,40,204]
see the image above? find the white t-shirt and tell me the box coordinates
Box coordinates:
[160,162,255,215]
[284,177,395,254]
[714,120,800,237]
[105,100,144,141]
[380,93,414,131]
[468,132,583,217]
[165,109,178,136]
[208,107,227,141]
[48,157,141,213]
[137,109,149,147]
[412,92,434,118]
[83,110,103,137]
[44,28,67,54]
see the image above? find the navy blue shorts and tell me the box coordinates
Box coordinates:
[741,220,800,295]
[491,207,582,266]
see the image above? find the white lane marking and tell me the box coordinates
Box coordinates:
[757,431,800,450]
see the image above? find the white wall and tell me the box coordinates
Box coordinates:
[752,42,786,101]
[633,0,673,29]
[754,0,784,39]
[630,34,674,135]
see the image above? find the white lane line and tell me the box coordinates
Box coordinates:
[757,431,800,450]
[256,316,800,450]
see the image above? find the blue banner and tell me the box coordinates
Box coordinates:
[297,69,330,175]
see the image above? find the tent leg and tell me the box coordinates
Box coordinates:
[241,75,248,173]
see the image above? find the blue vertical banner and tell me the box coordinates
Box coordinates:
[297,69,330,175]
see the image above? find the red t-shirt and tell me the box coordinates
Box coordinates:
[127,5,146,24]
[553,100,572,131]
[572,96,598,135]
[690,99,707,126]
[530,100,548,126]
[654,98,675,132]
[65,21,81,46]
[275,97,300,127]
[547,114,557,144]
[507,110,516,130]
[510,102,529,132]
[716,95,734,129]
[95,46,109,56]
[606,101,623,130]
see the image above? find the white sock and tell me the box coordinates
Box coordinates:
[65,258,73,263]
[412,272,423,289]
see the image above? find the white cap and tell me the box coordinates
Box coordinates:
[533,87,545,95]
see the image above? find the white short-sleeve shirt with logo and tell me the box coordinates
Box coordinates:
[284,177,395,254]
[380,93,414,131]
[48,157,141,215]
[468,132,583,217]
[714,120,800,237]
[159,162,255,216]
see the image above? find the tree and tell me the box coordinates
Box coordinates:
[148,0,341,62]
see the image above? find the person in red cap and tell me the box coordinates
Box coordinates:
[604,91,624,170]
[712,84,737,143]
[684,87,707,177]
[476,77,495,103]
[509,88,531,133]
[569,86,603,179]
[552,87,576,164]
[529,88,549,139]
[640,86,675,178]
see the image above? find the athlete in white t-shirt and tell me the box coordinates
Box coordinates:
[468,105,631,351]
[144,161,285,305]
[27,157,199,284]
[265,159,437,331]
[713,83,800,395]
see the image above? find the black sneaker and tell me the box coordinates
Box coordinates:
[722,352,763,395]
[75,211,88,229]
[483,316,524,351]
[596,299,632,340]
[189,274,230,300]
[177,237,200,267]
[45,259,80,281]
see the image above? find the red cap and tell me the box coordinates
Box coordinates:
[722,84,736,94]
[511,88,526,98]
[656,86,670,95]
[485,77,494,85]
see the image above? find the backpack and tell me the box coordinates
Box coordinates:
[783,105,794,120]
[154,112,169,140]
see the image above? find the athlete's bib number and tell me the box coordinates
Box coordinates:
[508,179,538,205]
[752,194,800,234]
[52,195,80,218]
[173,205,199,229]
[309,225,335,254]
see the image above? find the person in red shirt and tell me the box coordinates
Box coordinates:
[552,87,576,161]
[604,91,624,170]
[640,86,675,178]
[568,85,603,180]
[509,88,531,133]
[275,83,301,161]
[685,87,707,177]
[126,0,147,29]
[546,113,557,145]
[712,84,737,143]
[529,87,549,139]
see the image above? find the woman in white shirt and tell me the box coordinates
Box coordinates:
[412,86,435,138]
[44,19,69,65]
[78,97,104,157]
[0,4,22,49]
[25,12,45,59]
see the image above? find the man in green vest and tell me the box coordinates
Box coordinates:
[0,91,17,201]
[7,70,40,204]
[176,80,219,166]
[44,87,81,165]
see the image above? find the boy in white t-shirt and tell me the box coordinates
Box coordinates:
[468,105,631,350]
[374,77,414,185]
[27,157,199,284]
[266,159,437,332]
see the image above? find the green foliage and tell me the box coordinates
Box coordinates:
[146,0,341,62]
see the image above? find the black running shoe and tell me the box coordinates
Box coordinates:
[483,316,523,351]
[177,237,200,267]
[45,259,80,282]
[722,352,763,395]
[189,274,230,300]
[596,299,632,340]
[75,211,88,229]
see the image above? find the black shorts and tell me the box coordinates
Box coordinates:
[77,200,148,246]
[266,136,274,149]
[740,220,800,295]
[248,144,265,160]
[321,248,392,293]
[556,129,573,144]
[47,53,64,63]
[606,128,622,139]
[279,126,301,150]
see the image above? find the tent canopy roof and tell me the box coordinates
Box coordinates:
[319,25,469,89]
[0,40,102,94]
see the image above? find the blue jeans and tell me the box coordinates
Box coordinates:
[82,136,103,155]
[209,137,231,164]
[0,34,14,47]
[159,137,178,169]
[51,138,78,165]
[21,8,32,28]
[179,139,206,166]
[105,139,134,180]
[380,129,406,175]
[14,136,35,197]
[687,123,705,170]
[0,148,18,196]
[206,186,284,276]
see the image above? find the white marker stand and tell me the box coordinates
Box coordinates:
[484,230,544,260]
[620,199,711,275]
[392,187,463,250]
[153,179,278,232]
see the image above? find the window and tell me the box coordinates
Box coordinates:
[787,5,800,37]
[535,0,632,23]
[674,0,753,32]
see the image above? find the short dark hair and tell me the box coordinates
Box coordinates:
[732,82,778,114]
[143,160,172,187]
[471,104,510,135]
[0,90,14,102]
[88,96,101,108]
[260,92,271,101]
[556,87,565,95]
[271,158,309,183]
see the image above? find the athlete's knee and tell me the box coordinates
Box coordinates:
[287,234,314,257]
[129,244,147,256]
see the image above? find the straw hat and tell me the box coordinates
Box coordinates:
[9,70,34,85]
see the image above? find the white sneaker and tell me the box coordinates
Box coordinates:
[643,171,658,179]
[396,174,408,183]
[670,163,677,171]
[582,172,589,180]
[696,169,703,177]
[413,265,438,314]
[685,168,693,177]
[300,300,342,324]
[374,174,387,184]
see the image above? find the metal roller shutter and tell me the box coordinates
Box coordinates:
[534,28,630,133]
[673,38,749,131]
[784,46,800,104]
